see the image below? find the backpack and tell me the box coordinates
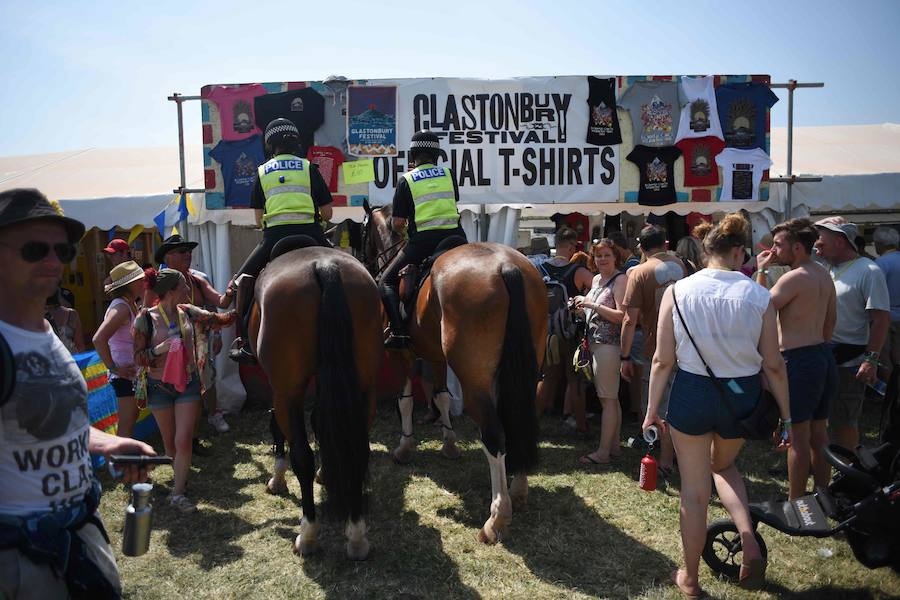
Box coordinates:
[539,263,580,340]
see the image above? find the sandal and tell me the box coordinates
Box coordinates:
[578,454,612,467]
[669,569,705,599]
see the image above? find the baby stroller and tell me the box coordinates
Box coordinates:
[702,442,900,579]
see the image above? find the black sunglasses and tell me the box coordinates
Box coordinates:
[0,240,77,263]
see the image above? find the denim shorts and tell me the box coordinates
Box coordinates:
[666,369,761,439]
[147,376,201,410]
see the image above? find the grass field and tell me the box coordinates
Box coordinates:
[98,395,900,599]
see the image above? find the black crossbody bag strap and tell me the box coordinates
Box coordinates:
[672,291,744,423]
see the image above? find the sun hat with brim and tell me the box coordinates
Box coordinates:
[0,188,85,243]
[814,218,858,252]
[154,234,198,265]
[104,260,145,294]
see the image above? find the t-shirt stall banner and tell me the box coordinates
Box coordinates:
[200,75,775,214]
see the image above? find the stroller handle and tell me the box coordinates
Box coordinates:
[823,444,880,490]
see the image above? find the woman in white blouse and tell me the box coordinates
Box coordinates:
[643,213,792,597]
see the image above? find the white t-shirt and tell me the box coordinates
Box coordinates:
[672,269,771,378]
[0,319,92,515]
[831,257,891,356]
[715,148,773,201]
[675,75,724,142]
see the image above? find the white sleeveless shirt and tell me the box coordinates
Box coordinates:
[672,269,771,378]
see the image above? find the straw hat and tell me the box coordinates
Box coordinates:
[104,260,145,294]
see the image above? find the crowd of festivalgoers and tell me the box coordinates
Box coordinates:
[4,186,899,597]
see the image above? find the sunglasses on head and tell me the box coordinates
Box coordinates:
[0,240,77,263]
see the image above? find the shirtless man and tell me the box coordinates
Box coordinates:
[756,218,837,499]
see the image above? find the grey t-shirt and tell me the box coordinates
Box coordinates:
[619,80,687,147]
[831,257,890,360]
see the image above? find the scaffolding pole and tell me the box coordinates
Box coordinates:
[769,80,824,219]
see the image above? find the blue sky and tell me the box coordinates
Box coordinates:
[1,0,898,156]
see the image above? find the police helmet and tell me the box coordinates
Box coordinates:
[264,118,301,155]
[409,129,441,164]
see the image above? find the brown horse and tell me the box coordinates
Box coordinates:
[362,204,548,543]
[247,240,382,559]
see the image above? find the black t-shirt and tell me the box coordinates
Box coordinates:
[250,161,333,221]
[626,145,682,206]
[586,76,622,146]
[254,88,325,152]
[391,169,461,236]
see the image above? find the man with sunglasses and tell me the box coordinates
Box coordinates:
[0,188,156,598]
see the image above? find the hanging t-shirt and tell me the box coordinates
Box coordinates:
[254,88,326,155]
[209,135,266,207]
[676,136,726,187]
[715,147,773,201]
[206,84,267,142]
[586,76,622,146]
[675,75,724,142]
[0,320,92,515]
[715,82,779,150]
[618,80,686,147]
[626,145,682,206]
[307,146,346,193]
[313,80,351,154]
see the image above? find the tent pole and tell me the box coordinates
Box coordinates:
[167,93,204,196]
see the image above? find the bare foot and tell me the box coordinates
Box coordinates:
[670,568,704,599]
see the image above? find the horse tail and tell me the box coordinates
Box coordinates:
[497,266,539,474]
[312,262,369,522]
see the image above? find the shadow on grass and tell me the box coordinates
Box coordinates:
[762,582,884,599]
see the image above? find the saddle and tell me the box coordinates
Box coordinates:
[398,236,467,312]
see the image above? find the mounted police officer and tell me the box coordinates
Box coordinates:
[380,130,466,348]
[229,118,333,363]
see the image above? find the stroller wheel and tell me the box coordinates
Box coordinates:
[702,519,768,581]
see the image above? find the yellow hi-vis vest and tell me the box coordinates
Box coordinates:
[259,154,315,227]
[402,164,459,232]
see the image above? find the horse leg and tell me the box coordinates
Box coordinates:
[509,472,528,507]
[391,378,416,464]
[285,399,319,556]
[267,409,289,495]
[476,404,513,544]
[428,361,458,459]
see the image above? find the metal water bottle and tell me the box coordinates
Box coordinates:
[122,483,154,556]
[640,451,658,492]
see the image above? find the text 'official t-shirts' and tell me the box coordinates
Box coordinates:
[715,82,779,151]
[675,75,724,142]
[254,88,325,153]
[715,147,772,201]
[676,136,726,187]
[206,84,267,142]
[619,80,687,147]
[209,135,266,207]
[586,76,622,146]
[0,320,92,515]
[626,145,682,205]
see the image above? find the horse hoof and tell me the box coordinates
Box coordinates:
[293,535,318,557]
[440,441,461,460]
[346,539,370,561]
[266,476,288,495]
[392,446,412,465]
[477,526,500,545]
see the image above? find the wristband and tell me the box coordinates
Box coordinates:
[781,418,792,429]
[863,351,880,365]
[107,361,117,371]
[620,355,631,361]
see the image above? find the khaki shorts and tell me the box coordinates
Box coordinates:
[0,519,121,599]
[589,342,621,399]
[831,366,866,428]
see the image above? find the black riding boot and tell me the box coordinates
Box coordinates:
[228,275,257,364]
[381,285,410,349]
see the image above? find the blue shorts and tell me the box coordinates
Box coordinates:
[147,376,201,410]
[782,343,836,424]
[666,370,761,439]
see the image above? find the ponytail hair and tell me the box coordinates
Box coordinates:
[144,267,158,291]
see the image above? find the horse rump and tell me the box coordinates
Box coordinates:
[312,262,370,522]
[496,266,539,473]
